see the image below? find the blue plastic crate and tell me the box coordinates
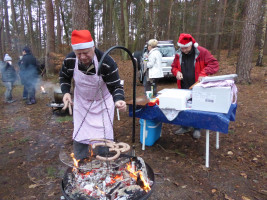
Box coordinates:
[139,119,162,146]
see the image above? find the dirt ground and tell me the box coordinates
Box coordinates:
[0,51,266,200]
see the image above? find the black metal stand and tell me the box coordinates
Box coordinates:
[98,46,137,143]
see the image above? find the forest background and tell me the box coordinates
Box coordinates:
[0,0,266,83]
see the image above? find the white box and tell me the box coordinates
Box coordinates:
[158,89,192,110]
[192,85,232,113]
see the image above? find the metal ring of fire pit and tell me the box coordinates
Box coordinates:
[61,154,155,200]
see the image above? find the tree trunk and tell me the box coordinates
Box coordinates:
[216,0,228,61]
[37,0,42,57]
[89,0,95,38]
[182,0,187,32]
[213,0,224,56]
[19,0,26,46]
[45,0,55,75]
[25,0,35,53]
[203,0,209,47]
[148,0,154,38]
[236,0,262,84]
[227,0,240,58]
[10,0,19,56]
[256,0,267,66]
[0,2,4,59]
[109,0,123,46]
[132,1,145,51]
[72,0,89,30]
[122,0,129,60]
[55,0,62,53]
[59,0,70,47]
[3,0,11,51]
[195,0,204,42]
[167,0,174,39]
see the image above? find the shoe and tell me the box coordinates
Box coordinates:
[7,99,16,103]
[27,99,36,105]
[175,127,191,135]
[22,97,27,100]
[193,129,201,139]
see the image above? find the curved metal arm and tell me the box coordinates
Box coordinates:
[98,46,137,143]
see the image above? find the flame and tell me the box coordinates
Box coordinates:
[41,86,46,93]
[95,186,106,195]
[126,163,151,192]
[70,153,80,168]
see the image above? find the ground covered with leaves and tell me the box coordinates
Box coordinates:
[0,51,266,200]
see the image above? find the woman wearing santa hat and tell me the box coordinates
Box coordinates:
[171,33,219,139]
[59,30,126,159]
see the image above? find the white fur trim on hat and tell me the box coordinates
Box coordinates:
[72,41,95,50]
[177,41,192,47]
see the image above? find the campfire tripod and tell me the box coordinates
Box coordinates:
[98,46,137,144]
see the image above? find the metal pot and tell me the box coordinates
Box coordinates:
[54,91,64,104]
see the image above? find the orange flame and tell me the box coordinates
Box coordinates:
[70,153,80,168]
[126,163,151,192]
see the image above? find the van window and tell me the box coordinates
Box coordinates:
[158,45,175,57]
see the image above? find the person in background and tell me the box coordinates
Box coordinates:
[59,30,126,160]
[171,33,219,139]
[19,46,39,105]
[18,55,28,100]
[1,54,17,103]
[143,39,163,96]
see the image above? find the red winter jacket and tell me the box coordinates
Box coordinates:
[171,46,219,89]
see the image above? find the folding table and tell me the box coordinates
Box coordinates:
[128,103,237,167]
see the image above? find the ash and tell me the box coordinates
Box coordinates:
[64,157,153,200]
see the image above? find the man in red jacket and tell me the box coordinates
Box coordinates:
[171,33,219,138]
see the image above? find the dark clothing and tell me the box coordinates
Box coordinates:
[1,62,17,102]
[59,48,124,103]
[181,48,196,89]
[1,63,16,82]
[20,53,38,80]
[19,53,39,102]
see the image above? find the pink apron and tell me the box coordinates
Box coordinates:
[73,55,114,144]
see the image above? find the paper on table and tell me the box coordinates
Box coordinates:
[200,74,237,83]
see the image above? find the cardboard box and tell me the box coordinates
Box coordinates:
[158,89,192,110]
[192,86,232,113]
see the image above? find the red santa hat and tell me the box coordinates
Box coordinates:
[177,33,198,48]
[71,30,94,50]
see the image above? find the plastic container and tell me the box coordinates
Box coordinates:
[139,119,162,146]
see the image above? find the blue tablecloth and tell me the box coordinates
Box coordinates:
[129,104,237,133]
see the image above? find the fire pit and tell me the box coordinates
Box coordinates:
[61,153,155,200]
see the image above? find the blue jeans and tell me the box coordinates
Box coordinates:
[3,81,13,101]
[23,86,28,98]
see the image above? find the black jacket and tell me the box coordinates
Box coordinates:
[59,48,124,103]
[19,53,39,81]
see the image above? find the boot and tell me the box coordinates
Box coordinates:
[27,97,36,105]
[175,127,192,135]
